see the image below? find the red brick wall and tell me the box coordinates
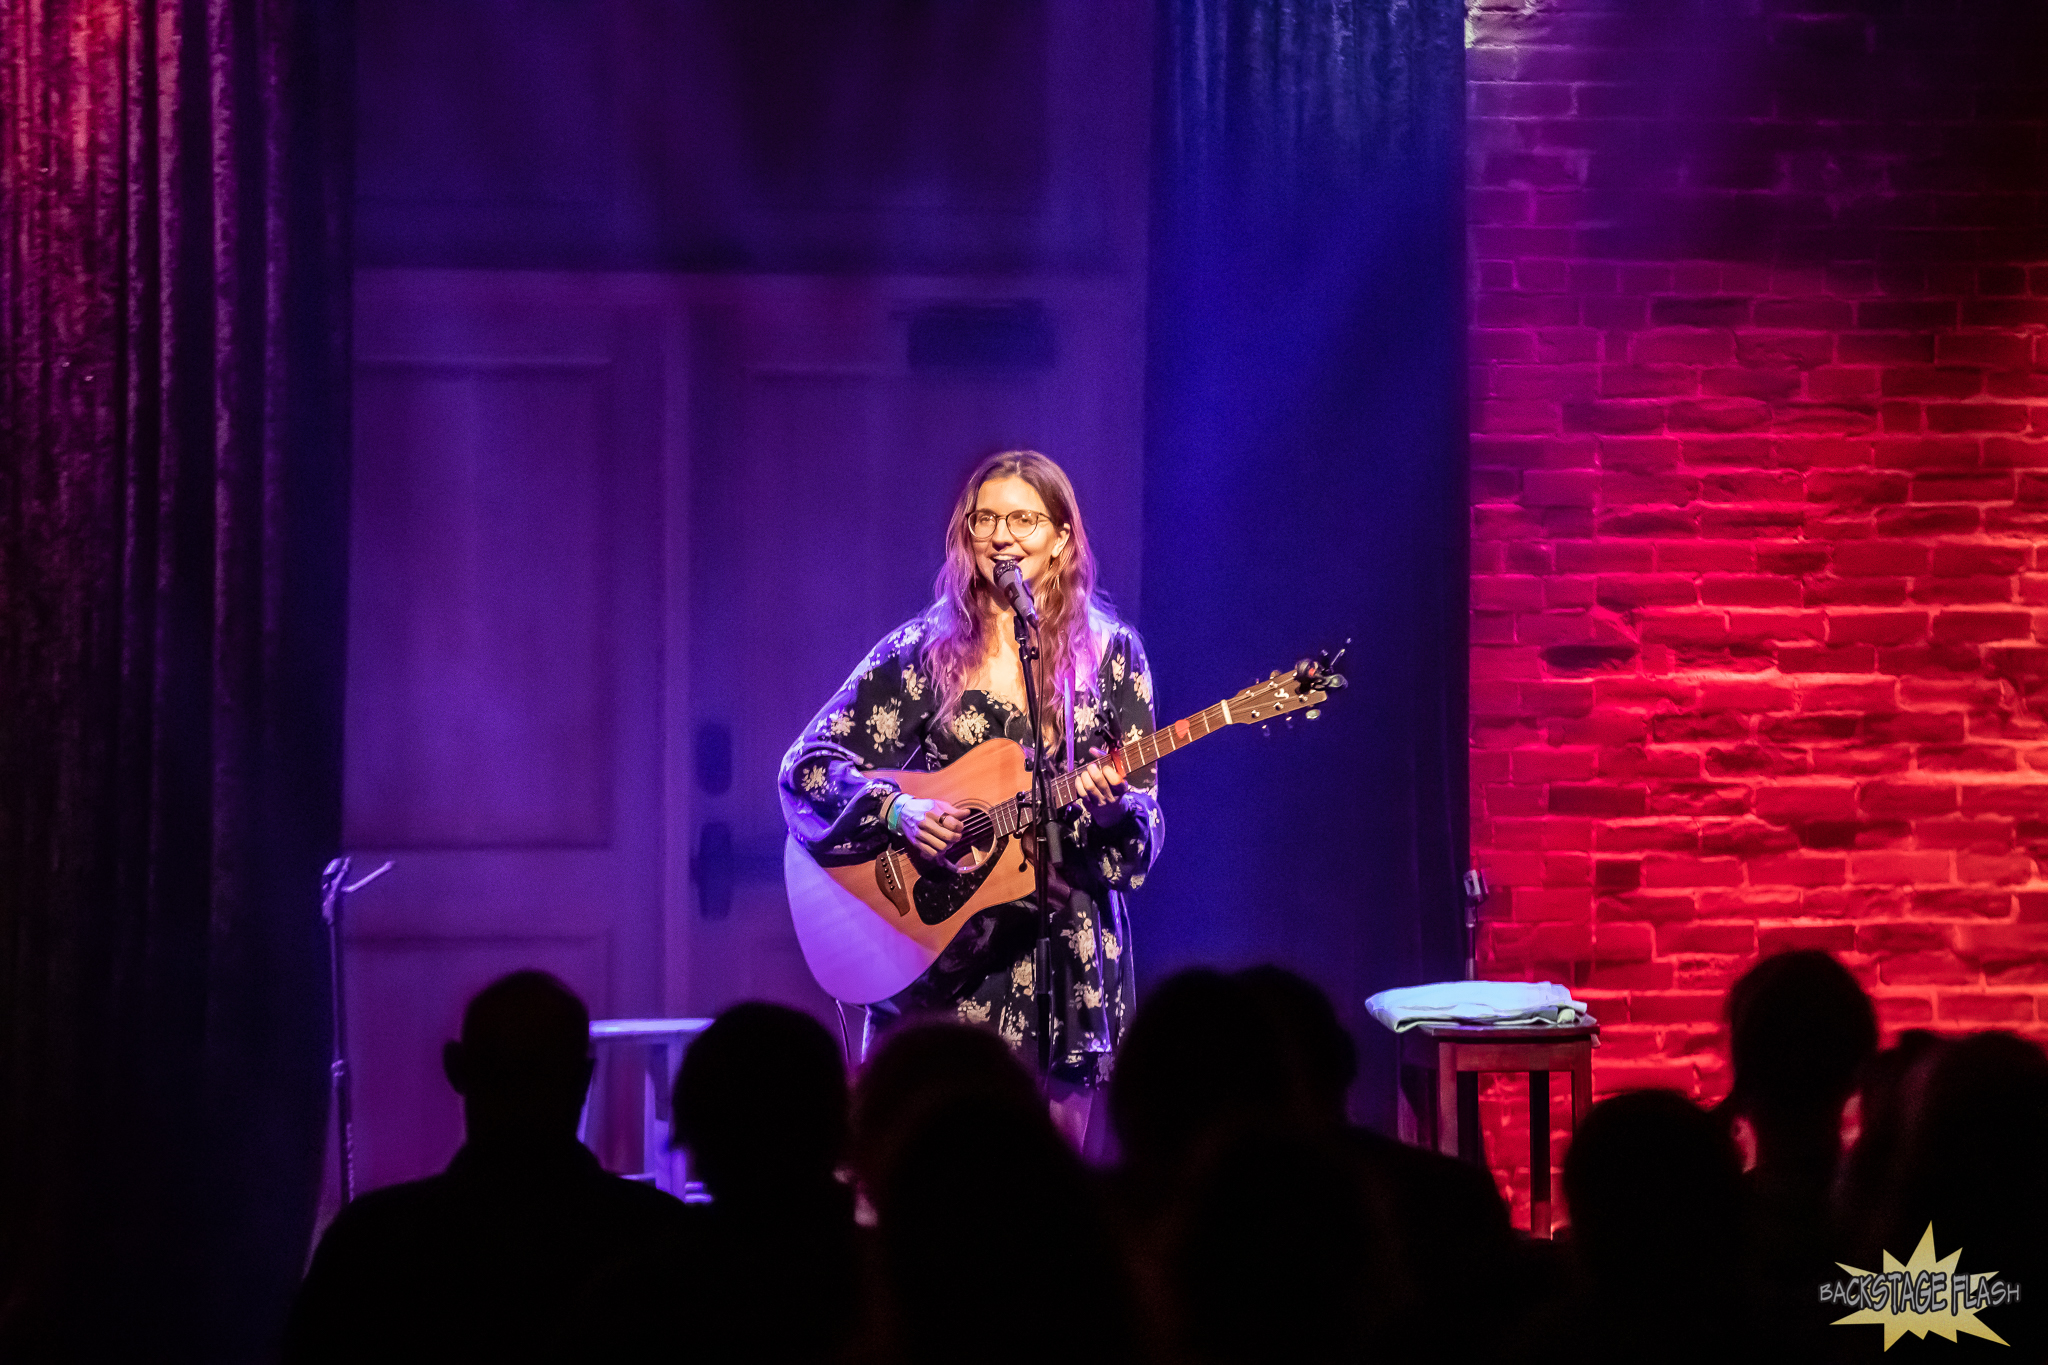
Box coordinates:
[1466,0,2048,1221]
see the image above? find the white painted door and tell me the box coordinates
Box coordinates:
[343,272,686,1191]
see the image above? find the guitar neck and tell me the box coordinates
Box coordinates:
[968,658,1334,842]
[1044,699,1233,807]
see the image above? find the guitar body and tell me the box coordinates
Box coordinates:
[786,737,1040,1004]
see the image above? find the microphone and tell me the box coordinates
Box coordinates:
[991,558,1039,626]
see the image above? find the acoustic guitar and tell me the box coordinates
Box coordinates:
[784,650,1346,1003]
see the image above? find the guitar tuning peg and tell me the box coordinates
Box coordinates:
[1307,708,1321,720]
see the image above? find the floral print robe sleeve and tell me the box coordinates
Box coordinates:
[779,610,1162,1082]
[778,616,940,865]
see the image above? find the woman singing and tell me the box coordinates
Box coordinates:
[779,451,1161,1138]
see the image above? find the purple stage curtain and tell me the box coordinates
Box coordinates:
[0,2,350,1360]
[1141,0,1466,1130]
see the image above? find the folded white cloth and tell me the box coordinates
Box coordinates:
[1365,980,1594,1033]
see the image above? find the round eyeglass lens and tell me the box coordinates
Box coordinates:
[968,510,1046,539]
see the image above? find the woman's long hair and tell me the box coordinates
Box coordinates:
[924,451,1107,747]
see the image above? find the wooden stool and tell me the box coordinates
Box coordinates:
[1394,1021,1597,1238]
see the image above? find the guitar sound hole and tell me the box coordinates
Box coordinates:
[938,807,999,869]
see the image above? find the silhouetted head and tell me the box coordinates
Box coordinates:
[672,1002,847,1199]
[1835,1029,1944,1244]
[876,1085,1089,1244]
[1234,965,1357,1126]
[1166,1123,1402,1365]
[1564,1089,1744,1300]
[1725,949,1877,1124]
[441,971,593,1146]
[1874,1030,2048,1292]
[874,1070,1134,1365]
[851,1020,1040,1188]
[1109,969,1303,1185]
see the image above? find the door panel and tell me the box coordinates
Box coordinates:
[348,363,614,847]
[345,273,677,1191]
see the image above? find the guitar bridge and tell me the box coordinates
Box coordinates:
[874,848,914,917]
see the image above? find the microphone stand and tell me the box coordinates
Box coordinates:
[320,857,357,1205]
[1012,607,1059,1080]
[320,855,392,1206]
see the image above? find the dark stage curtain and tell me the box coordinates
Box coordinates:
[0,2,350,1360]
[1140,0,1465,1129]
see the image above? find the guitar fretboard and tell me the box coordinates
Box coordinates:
[1046,700,1233,805]
[966,700,1236,843]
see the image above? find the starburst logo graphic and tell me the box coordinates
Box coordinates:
[1821,1224,2018,1350]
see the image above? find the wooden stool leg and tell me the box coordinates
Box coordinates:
[1572,1049,1592,1129]
[1398,1057,1431,1147]
[1456,1071,1483,1164]
[1455,1072,1482,1164]
[1435,1042,1460,1160]
[1529,1069,1551,1239]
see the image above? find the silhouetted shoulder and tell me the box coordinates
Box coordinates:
[294,1168,462,1285]
[284,1150,688,1365]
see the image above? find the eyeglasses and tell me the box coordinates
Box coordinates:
[965,510,1054,541]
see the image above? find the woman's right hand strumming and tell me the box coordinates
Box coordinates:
[893,796,966,860]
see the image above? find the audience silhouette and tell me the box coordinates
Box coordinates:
[1719,949,1878,1352]
[855,1021,1137,1365]
[279,949,2040,1363]
[1105,967,1302,1213]
[1831,1026,1943,1279]
[1234,965,1516,1357]
[1161,1121,1403,1365]
[1560,1088,1749,1363]
[577,1001,860,1363]
[848,1014,1044,1191]
[1853,1029,2048,1356]
[282,971,685,1364]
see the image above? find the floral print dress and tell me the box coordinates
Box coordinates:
[780,610,1162,1082]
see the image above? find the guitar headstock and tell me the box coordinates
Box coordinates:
[1224,642,1349,726]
